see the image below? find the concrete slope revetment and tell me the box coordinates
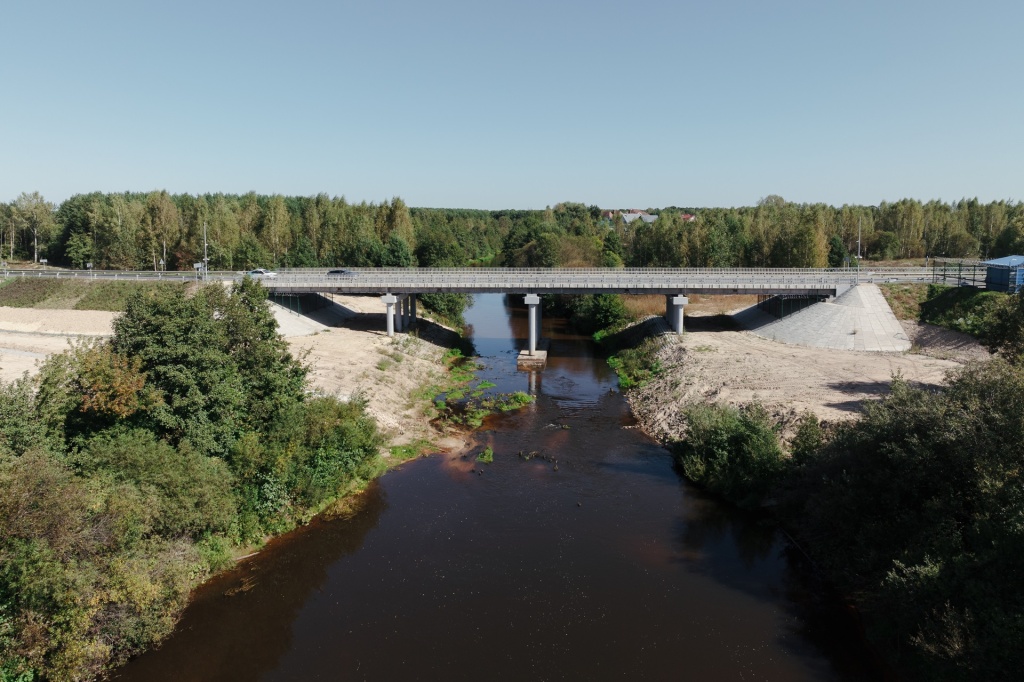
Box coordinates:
[732,284,910,352]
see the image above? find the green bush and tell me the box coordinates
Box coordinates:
[607,337,664,389]
[919,284,1005,337]
[780,362,1024,678]
[76,430,237,539]
[675,403,787,509]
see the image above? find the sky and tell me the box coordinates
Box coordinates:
[1,0,1022,210]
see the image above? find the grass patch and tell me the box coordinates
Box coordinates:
[475,447,494,464]
[74,280,187,312]
[919,284,1006,337]
[389,439,434,461]
[0,278,75,307]
[0,278,185,311]
[608,336,665,390]
[878,283,930,321]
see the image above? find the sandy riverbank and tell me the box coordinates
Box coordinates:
[0,297,468,451]
[626,310,990,445]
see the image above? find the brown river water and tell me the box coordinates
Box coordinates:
[113,294,879,681]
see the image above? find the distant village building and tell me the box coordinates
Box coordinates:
[601,209,697,225]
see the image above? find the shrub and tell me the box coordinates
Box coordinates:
[675,403,787,509]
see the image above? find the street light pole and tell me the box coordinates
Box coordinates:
[203,221,209,282]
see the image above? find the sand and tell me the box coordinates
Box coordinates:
[1,298,992,452]
[627,310,990,445]
[0,297,467,450]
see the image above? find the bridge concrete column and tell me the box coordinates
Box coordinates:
[525,294,541,355]
[400,295,410,332]
[671,295,688,334]
[382,294,397,337]
[410,294,417,328]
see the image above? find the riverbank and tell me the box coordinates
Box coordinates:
[626,309,984,444]
[0,296,465,452]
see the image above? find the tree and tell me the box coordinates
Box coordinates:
[145,191,180,270]
[12,192,55,263]
[827,234,850,267]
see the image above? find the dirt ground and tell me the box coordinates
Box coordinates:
[627,302,991,445]
[0,297,467,451]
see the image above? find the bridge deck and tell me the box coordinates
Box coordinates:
[261,267,933,296]
[2,266,937,296]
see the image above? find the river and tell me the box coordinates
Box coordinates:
[114,294,878,681]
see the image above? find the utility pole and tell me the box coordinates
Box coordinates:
[203,221,209,282]
[857,217,862,260]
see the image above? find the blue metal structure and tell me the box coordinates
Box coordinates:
[984,256,1024,293]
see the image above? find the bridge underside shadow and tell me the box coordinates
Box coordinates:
[268,292,464,350]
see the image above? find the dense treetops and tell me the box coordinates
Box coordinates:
[1,193,1023,276]
[0,278,383,680]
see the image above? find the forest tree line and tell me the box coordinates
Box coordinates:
[2,192,1024,274]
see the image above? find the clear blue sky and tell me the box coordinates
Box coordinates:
[2,0,1021,209]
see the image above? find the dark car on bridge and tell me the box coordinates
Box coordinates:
[327,269,355,277]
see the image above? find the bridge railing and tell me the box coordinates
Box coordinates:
[1,266,937,286]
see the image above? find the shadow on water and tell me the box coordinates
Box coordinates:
[115,293,882,681]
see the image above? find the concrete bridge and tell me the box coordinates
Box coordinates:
[260,266,932,355]
[2,265,935,357]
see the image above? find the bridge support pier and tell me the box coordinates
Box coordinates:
[400,295,410,332]
[382,294,397,337]
[525,294,541,354]
[410,294,417,328]
[518,293,548,369]
[666,295,688,334]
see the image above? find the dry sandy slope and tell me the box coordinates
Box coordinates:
[628,312,984,445]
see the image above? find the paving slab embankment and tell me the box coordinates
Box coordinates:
[733,284,910,352]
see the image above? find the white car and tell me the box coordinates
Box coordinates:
[246,268,277,278]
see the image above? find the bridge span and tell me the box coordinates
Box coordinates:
[261,267,931,354]
[1,265,935,357]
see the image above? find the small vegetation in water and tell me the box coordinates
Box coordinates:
[475,447,494,464]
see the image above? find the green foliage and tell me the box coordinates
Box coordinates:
[827,234,850,267]
[919,284,1006,337]
[75,430,237,539]
[607,337,664,390]
[675,403,787,509]
[789,412,823,465]
[0,377,51,457]
[0,276,386,679]
[979,291,1024,363]
[73,281,184,312]
[419,292,471,327]
[780,363,1024,678]
[475,447,494,464]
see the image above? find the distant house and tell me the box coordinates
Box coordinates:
[602,209,695,225]
[618,208,659,224]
